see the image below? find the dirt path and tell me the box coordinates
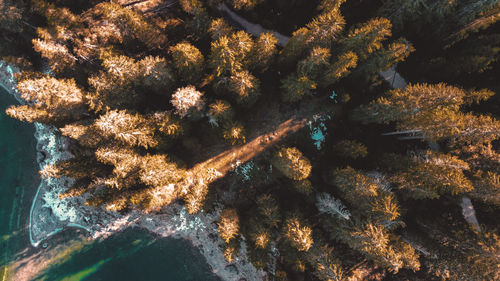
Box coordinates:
[191,97,335,184]
[219,3,408,89]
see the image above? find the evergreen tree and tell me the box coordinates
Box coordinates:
[228,0,264,10]
[280,74,317,103]
[218,208,240,243]
[328,167,379,207]
[385,151,474,199]
[353,83,500,144]
[340,18,392,60]
[306,243,344,281]
[170,42,205,84]
[305,7,345,48]
[209,31,256,78]
[208,99,234,126]
[284,216,314,252]
[171,86,205,119]
[6,76,86,124]
[279,27,309,68]
[333,140,368,159]
[379,0,500,45]
[249,32,278,72]
[0,0,23,33]
[256,194,281,228]
[222,120,246,145]
[209,18,233,41]
[94,110,158,149]
[272,147,312,181]
[322,51,358,86]
[88,55,174,111]
[227,70,260,105]
[297,47,331,81]
[139,154,186,210]
[345,223,420,272]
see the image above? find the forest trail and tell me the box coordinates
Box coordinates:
[192,116,308,175]
[190,97,335,183]
[219,3,409,89]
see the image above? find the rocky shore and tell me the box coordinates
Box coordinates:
[0,61,263,281]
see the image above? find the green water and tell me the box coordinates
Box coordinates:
[0,88,219,281]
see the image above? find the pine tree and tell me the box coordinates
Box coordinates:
[222,121,246,145]
[32,38,76,74]
[87,55,140,111]
[284,216,314,252]
[138,56,175,94]
[227,70,260,105]
[316,192,351,220]
[179,0,210,36]
[345,223,420,273]
[305,8,345,48]
[87,2,166,49]
[278,5,345,65]
[249,32,278,72]
[353,83,500,144]
[340,18,392,60]
[7,76,86,124]
[208,100,234,126]
[379,0,500,46]
[228,0,264,10]
[454,144,500,206]
[250,226,271,249]
[94,110,158,149]
[306,243,344,281]
[353,38,413,81]
[171,86,205,119]
[297,47,331,81]
[333,140,368,159]
[94,146,144,190]
[256,194,281,228]
[218,208,240,243]
[209,36,239,77]
[60,122,101,148]
[209,18,233,41]
[170,42,205,83]
[329,167,379,207]
[184,181,209,214]
[272,147,312,181]
[279,27,309,68]
[386,151,474,199]
[139,154,186,210]
[322,51,358,86]
[88,55,174,111]
[0,0,23,33]
[280,74,317,103]
[292,179,313,195]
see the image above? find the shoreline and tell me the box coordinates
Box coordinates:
[0,60,263,281]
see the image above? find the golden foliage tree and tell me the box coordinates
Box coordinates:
[272,147,312,181]
[218,208,240,243]
[284,217,314,252]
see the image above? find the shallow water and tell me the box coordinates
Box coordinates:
[0,88,219,281]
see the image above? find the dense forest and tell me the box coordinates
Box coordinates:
[1,0,499,280]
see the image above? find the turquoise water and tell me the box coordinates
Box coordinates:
[0,88,219,281]
[0,86,38,275]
